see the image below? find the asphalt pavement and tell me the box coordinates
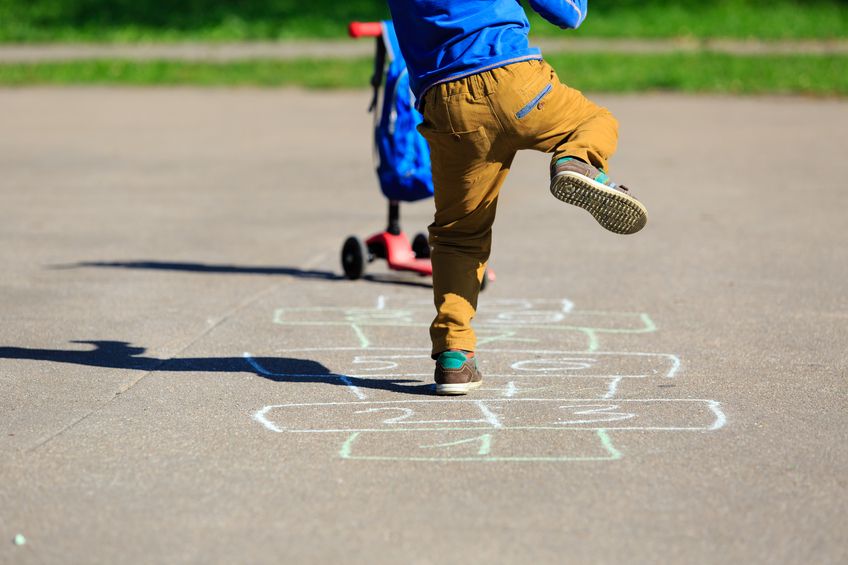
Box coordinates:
[1,87,846,564]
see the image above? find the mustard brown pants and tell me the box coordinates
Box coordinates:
[417,59,619,357]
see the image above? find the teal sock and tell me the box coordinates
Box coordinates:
[437,350,469,369]
[555,157,609,184]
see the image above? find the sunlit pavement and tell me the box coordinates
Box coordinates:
[1,88,846,564]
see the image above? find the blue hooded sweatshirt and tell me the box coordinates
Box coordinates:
[386,0,588,103]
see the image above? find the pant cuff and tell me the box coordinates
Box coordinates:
[431,340,477,359]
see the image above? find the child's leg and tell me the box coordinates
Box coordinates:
[417,82,516,358]
[428,155,513,357]
[492,59,646,234]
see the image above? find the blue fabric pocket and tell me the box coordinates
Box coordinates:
[516,83,553,119]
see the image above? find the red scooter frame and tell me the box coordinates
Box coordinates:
[341,202,440,280]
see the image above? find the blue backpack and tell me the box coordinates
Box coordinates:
[370,21,434,202]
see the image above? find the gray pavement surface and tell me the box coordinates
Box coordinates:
[1,38,847,63]
[1,88,847,564]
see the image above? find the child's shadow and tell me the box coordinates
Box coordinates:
[0,340,434,396]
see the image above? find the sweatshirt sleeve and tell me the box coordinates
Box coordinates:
[526,0,588,29]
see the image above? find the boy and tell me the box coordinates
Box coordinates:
[385,0,648,395]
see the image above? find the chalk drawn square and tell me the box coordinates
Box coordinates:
[339,429,621,462]
[254,399,725,433]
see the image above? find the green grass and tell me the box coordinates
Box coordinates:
[0,58,373,88]
[545,53,848,95]
[531,1,848,40]
[0,54,845,96]
[0,0,845,42]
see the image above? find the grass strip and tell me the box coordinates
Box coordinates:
[530,1,848,40]
[545,53,848,96]
[0,54,845,96]
[0,58,374,88]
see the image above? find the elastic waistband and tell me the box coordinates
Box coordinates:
[416,55,542,110]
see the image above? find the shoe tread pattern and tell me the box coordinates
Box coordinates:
[551,173,647,235]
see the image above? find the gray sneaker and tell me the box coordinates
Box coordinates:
[550,157,647,235]
[434,351,483,396]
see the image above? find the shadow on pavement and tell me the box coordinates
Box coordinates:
[0,341,434,396]
[53,260,433,289]
[55,260,343,279]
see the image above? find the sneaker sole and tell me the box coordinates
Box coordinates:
[435,380,482,396]
[550,171,648,235]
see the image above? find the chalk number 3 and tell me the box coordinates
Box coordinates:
[557,404,635,425]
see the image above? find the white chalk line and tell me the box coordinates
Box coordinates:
[253,405,284,433]
[247,372,652,379]
[273,301,655,321]
[240,371,662,380]
[511,357,596,371]
[707,400,727,431]
[254,398,722,407]
[270,347,678,357]
[478,382,574,398]
[269,426,722,433]
[603,376,624,399]
[273,346,429,353]
[243,352,366,400]
[240,370,659,381]
[272,308,657,334]
[384,418,489,425]
[269,347,675,356]
[664,355,682,378]
[338,376,368,400]
[272,319,655,333]
[476,401,504,428]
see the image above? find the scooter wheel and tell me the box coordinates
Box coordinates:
[341,236,368,280]
[412,232,430,259]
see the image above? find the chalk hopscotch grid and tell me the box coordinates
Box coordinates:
[251,297,726,462]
